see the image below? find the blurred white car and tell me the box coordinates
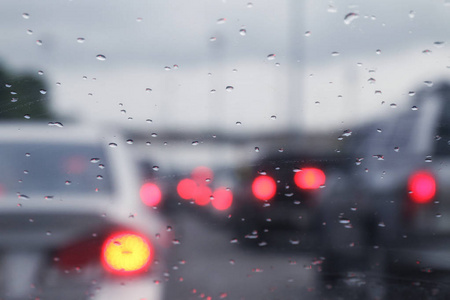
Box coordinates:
[0,122,171,300]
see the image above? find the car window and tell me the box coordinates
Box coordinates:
[0,143,112,196]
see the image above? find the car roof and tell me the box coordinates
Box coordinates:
[0,122,116,144]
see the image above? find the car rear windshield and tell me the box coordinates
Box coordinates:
[0,143,112,198]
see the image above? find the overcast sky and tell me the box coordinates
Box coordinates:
[1,0,450,134]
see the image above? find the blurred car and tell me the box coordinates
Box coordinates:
[319,82,450,293]
[0,123,171,300]
[230,135,351,249]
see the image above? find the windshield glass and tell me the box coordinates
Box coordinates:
[0,143,112,197]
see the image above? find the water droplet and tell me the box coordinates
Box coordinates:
[394,147,400,152]
[331,51,340,57]
[18,194,30,200]
[151,133,157,137]
[210,89,216,94]
[409,10,415,18]
[225,86,234,92]
[126,139,133,144]
[46,231,52,236]
[48,122,64,128]
[342,129,352,137]
[436,213,442,218]
[408,91,416,96]
[411,106,418,111]
[376,49,381,55]
[270,115,277,120]
[422,49,432,55]
[247,2,253,8]
[339,218,350,224]
[96,54,106,61]
[209,36,217,42]
[11,98,18,103]
[236,121,242,126]
[390,103,397,108]
[96,175,103,180]
[289,239,300,245]
[109,143,118,148]
[267,54,276,60]
[434,41,445,48]
[136,17,143,22]
[425,156,432,163]
[37,70,44,76]
[36,40,43,46]
[367,78,376,84]
[22,13,30,19]
[77,37,85,43]
[327,5,337,13]
[24,114,31,119]
[164,66,171,71]
[344,12,359,25]
[304,31,311,37]
[424,81,434,87]
[378,222,386,228]
[192,141,199,146]
[373,154,384,160]
[152,166,160,171]
[217,18,226,24]
[39,89,47,95]
[172,239,181,245]
[239,29,246,36]
[254,147,260,152]
[26,29,33,35]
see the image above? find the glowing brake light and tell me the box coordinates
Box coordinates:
[140,183,162,206]
[102,232,153,274]
[177,178,197,200]
[294,168,326,189]
[252,176,276,201]
[408,171,436,204]
[212,187,233,210]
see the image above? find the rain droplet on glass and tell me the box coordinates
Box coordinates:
[77,37,85,43]
[225,86,234,92]
[267,54,276,60]
[96,54,106,61]
[344,12,359,25]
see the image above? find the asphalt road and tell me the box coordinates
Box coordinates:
[163,211,319,300]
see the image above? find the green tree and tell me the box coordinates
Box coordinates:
[0,65,52,120]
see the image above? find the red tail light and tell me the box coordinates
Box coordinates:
[252,176,276,201]
[140,183,162,206]
[56,238,100,270]
[177,178,197,200]
[191,166,214,185]
[212,187,233,210]
[102,232,153,275]
[294,168,326,189]
[408,171,436,204]
[193,185,212,206]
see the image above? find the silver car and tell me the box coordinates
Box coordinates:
[0,122,171,300]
